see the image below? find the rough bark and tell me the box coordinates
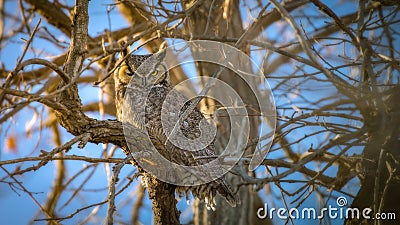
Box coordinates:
[182,1,269,224]
[346,87,400,225]
[146,176,181,225]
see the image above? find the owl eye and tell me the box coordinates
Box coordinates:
[151,69,158,76]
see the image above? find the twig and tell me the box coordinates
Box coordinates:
[34,167,137,222]
[131,184,145,225]
[93,35,161,85]
[235,128,364,187]
[0,18,41,102]
[0,165,56,223]
[7,133,90,175]
[106,157,130,225]
[269,0,356,99]
[15,58,70,83]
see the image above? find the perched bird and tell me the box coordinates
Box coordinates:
[114,49,239,210]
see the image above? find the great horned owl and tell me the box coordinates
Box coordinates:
[114,49,239,210]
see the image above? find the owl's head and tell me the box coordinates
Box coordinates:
[115,50,168,87]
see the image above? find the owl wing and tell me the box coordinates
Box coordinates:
[144,85,239,208]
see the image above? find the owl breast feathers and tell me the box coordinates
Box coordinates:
[114,50,240,210]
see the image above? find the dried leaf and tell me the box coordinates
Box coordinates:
[5,135,18,153]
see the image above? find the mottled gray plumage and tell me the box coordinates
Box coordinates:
[114,50,239,210]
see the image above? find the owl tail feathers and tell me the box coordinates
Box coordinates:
[217,179,240,207]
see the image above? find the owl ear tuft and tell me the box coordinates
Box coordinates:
[156,42,167,60]
[155,49,166,61]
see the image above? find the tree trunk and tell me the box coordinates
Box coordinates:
[182,1,270,224]
[346,87,400,225]
[146,176,181,225]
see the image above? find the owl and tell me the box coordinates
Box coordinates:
[114,49,239,210]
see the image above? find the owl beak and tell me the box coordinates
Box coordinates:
[142,77,147,86]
